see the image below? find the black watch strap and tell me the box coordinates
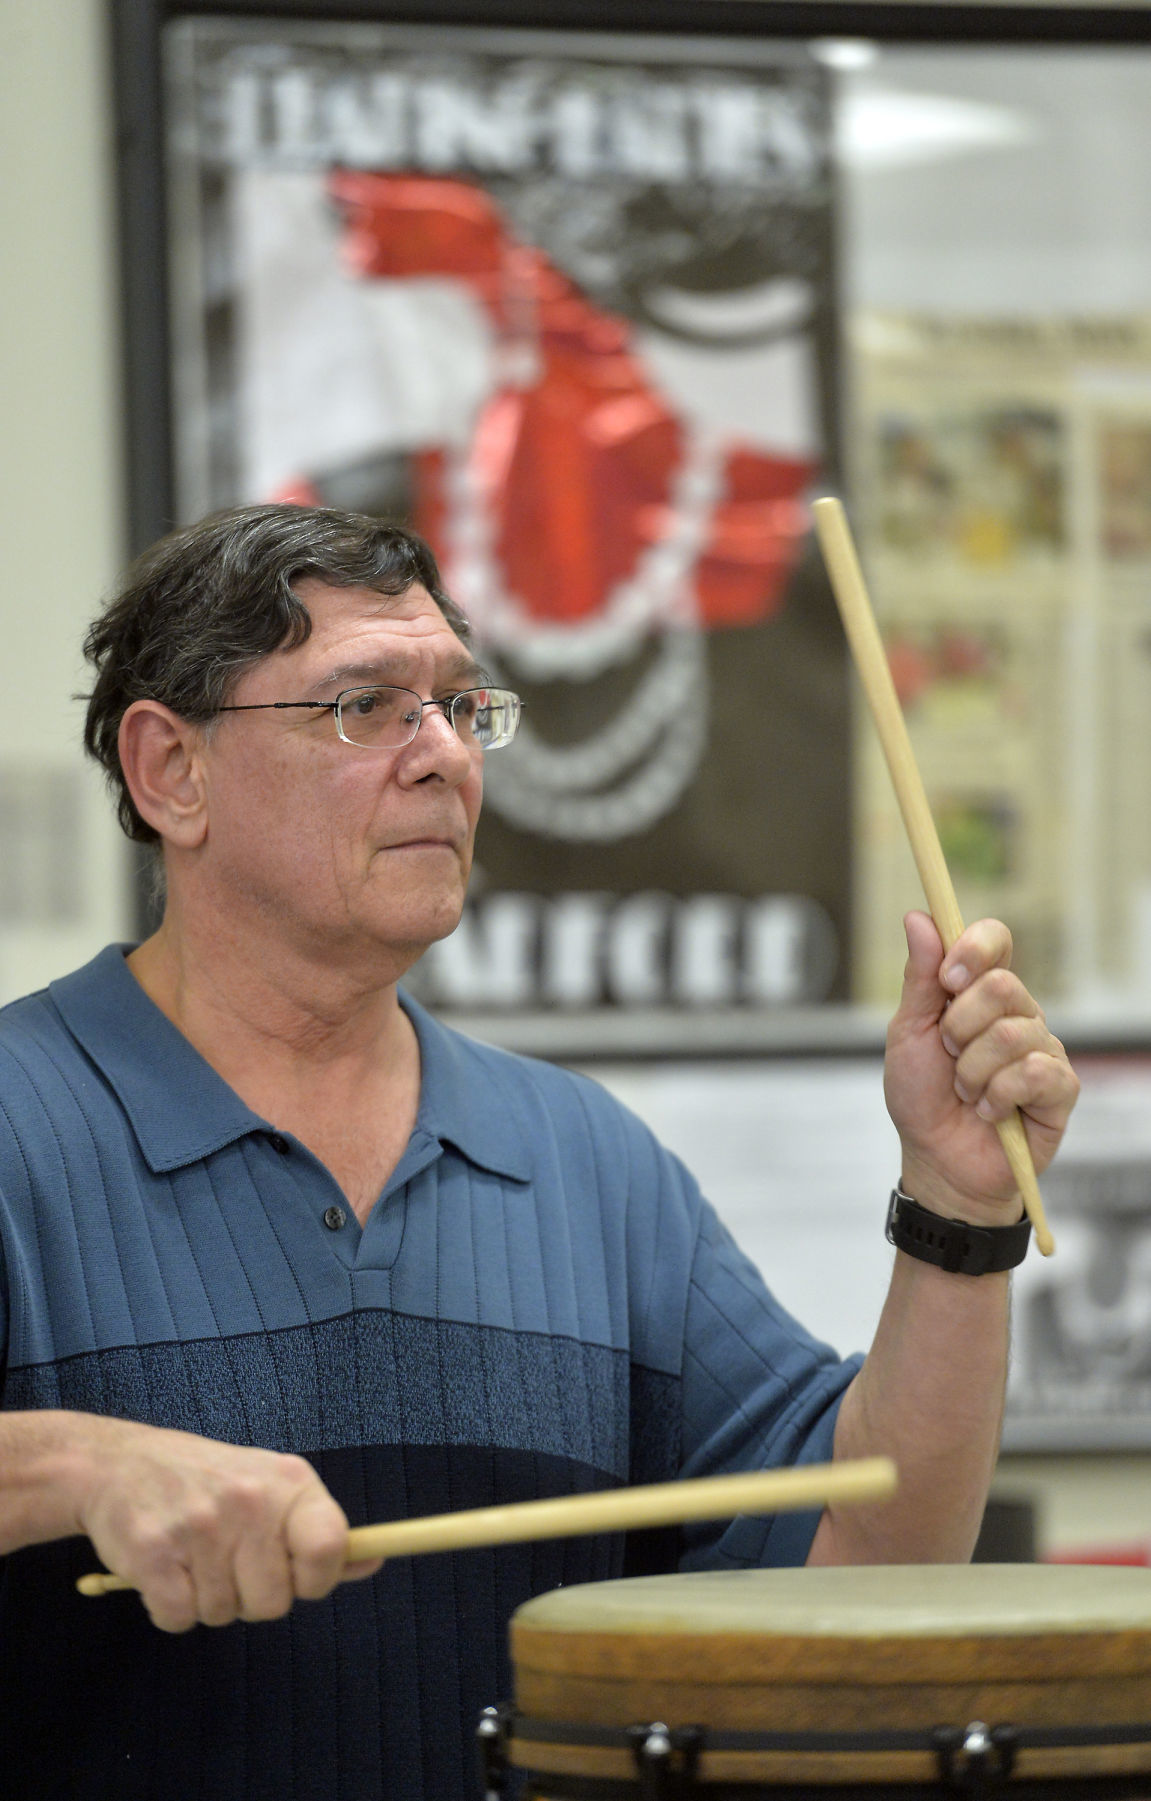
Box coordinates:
[886,1186,1031,1275]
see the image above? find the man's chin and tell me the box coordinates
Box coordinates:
[377,894,468,959]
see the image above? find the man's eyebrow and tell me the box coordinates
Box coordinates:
[310,655,490,694]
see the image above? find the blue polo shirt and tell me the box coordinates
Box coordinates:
[0,946,859,1800]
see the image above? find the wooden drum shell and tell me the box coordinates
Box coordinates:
[502,1565,1151,1793]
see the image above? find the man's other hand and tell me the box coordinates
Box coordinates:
[883,910,1079,1226]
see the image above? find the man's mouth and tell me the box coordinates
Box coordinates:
[382,836,458,852]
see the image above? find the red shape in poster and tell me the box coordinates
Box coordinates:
[325,172,814,632]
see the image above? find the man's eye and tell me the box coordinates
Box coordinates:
[350,690,385,717]
[451,692,480,721]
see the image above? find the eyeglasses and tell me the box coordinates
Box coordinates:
[215,685,523,751]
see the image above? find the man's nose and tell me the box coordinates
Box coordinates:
[402,702,473,777]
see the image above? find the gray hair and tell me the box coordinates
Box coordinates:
[82,502,469,844]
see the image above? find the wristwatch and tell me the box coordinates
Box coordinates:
[886,1185,1031,1275]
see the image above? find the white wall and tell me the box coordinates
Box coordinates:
[842,48,1151,314]
[0,0,131,1003]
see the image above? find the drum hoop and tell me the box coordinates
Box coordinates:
[504,1714,1151,1756]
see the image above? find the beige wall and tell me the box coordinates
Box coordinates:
[997,1455,1151,1557]
[0,0,130,1001]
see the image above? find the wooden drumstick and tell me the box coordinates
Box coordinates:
[75,1456,897,1597]
[812,495,1054,1258]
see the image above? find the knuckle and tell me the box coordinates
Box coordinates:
[1028,1046,1078,1098]
[983,966,1018,1008]
[274,1452,318,1488]
[132,1520,177,1564]
[296,1514,348,1565]
[228,1472,272,1519]
[990,1015,1027,1058]
[182,1495,225,1541]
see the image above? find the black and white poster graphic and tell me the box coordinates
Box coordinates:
[166,20,849,1032]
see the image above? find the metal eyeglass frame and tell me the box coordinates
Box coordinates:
[215,684,523,751]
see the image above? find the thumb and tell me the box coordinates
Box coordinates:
[894,910,949,1029]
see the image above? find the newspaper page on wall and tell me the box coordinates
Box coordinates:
[163,19,850,1044]
[851,311,1151,1014]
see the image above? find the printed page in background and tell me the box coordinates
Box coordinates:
[1009,1053,1151,1451]
[852,314,1151,1018]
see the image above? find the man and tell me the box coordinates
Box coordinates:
[0,504,1077,1798]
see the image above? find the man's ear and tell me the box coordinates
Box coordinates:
[118,701,209,848]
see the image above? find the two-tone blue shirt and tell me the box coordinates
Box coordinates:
[0,945,860,1799]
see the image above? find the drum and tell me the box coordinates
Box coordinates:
[478,1564,1151,1799]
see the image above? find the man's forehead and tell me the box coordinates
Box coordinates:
[292,579,464,648]
[262,578,478,687]
[292,574,437,621]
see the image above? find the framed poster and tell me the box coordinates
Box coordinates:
[160,15,848,1031]
[115,0,868,1050]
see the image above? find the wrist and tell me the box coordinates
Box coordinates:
[887,1184,1031,1275]
[897,1156,1026,1229]
[0,1410,116,1550]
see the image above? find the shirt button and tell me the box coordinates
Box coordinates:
[269,1133,290,1155]
[323,1206,347,1231]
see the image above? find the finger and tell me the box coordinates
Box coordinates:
[232,1536,295,1623]
[939,917,1014,994]
[138,1561,201,1635]
[969,1049,1081,1138]
[892,911,947,1028]
[951,1012,1055,1103]
[186,1553,244,1629]
[940,966,1042,1058]
[341,1556,386,1586]
[284,1490,351,1602]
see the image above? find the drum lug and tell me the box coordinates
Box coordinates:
[934,1721,1019,1795]
[627,1721,704,1798]
[476,1702,514,1798]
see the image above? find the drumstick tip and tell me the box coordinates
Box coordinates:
[77,1571,126,1596]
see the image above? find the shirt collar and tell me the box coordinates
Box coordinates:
[49,945,530,1182]
[401,991,531,1182]
[49,945,272,1173]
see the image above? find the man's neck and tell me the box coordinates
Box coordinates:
[127,913,416,1106]
[128,916,426,1225]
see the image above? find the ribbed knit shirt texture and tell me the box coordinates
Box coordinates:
[0,946,860,1799]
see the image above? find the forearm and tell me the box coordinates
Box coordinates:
[0,1409,366,1630]
[807,1252,1010,1565]
[0,1409,111,1552]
